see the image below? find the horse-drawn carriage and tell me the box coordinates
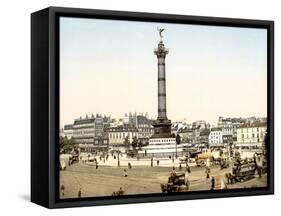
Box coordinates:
[232,160,256,182]
[161,172,189,193]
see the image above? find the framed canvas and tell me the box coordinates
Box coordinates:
[31,6,274,208]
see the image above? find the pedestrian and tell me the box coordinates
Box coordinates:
[225,173,230,184]
[256,155,263,178]
[205,167,210,180]
[185,171,190,191]
[60,184,65,197]
[95,161,99,169]
[171,166,176,176]
[123,169,128,177]
[210,177,215,190]
[118,187,124,195]
[128,162,132,169]
[157,160,160,166]
[78,188,82,198]
[221,176,228,190]
[186,164,191,173]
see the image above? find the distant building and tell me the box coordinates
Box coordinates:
[122,113,154,145]
[135,115,153,139]
[105,124,138,152]
[59,128,64,137]
[177,128,193,143]
[191,120,210,144]
[221,124,234,145]
[172,122,192,135]
[209,128,223,146]
[199,128,210,145]
[218,117,267,144]
[217,117,247,142]
[236,122,267,148]
[63,124,73,139]
[72,114,109,152]
[222,135,233,145]
[72,116,95,145]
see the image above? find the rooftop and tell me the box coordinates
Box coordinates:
[239,122,267,128]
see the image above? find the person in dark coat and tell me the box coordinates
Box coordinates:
[60,184,65,197]
[128,162,132,169]
[123,169,128,177]
[78,188,82,198]
[210,177,215,190]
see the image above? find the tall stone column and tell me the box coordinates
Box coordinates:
[151,36,173,138]
[154,41,169,120]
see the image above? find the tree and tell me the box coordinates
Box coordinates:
[176,134,181,145]
[131,136,138,150]
[137,140,143,150]
[124,136,130,150]
[60,136,75,153]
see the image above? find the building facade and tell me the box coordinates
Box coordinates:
[236,122,267,147]
[105,124,138,152]
[209,128,223,146]
[63,124,73,139]
[71,114,109,152]
[178,128,194,143]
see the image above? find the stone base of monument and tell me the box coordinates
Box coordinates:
[138,137,185,158]
[151,118,174,138]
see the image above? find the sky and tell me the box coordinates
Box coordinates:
[60,17,267,127]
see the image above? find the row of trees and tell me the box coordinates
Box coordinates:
[60,134,181,154]
[59,136,75,153]
[124,134,181,151]
[123,136,149,151]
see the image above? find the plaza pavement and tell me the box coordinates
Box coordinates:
[60,160,267,199]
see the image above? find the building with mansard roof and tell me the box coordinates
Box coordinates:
[236,122,267,148]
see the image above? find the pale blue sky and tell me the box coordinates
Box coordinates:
[60,17,267,126]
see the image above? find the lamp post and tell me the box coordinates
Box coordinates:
[117,147,120,167]
[175,142,178,159]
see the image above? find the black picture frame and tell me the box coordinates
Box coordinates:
[31,6,274,208]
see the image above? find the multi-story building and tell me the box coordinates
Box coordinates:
[177,128,193,143]
[236,122,267,148]
[217,117,248,142]
[72,117,95,145]
[199,128,210,145]
[135,115,153,138]
[222,135,233,145]
[105,124,138,152]
[209,128,223,146]
[171,121,191,135]
[72,114,109,152]
[63,124,73,139]
[123,113,154,145]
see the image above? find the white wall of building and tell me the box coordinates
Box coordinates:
[236,125,266,144]
[209,130,223,144]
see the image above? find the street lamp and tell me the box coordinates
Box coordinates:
[117,146,120,167]
[175,141,178,159]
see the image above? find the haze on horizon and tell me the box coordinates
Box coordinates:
[60,17,267,127]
